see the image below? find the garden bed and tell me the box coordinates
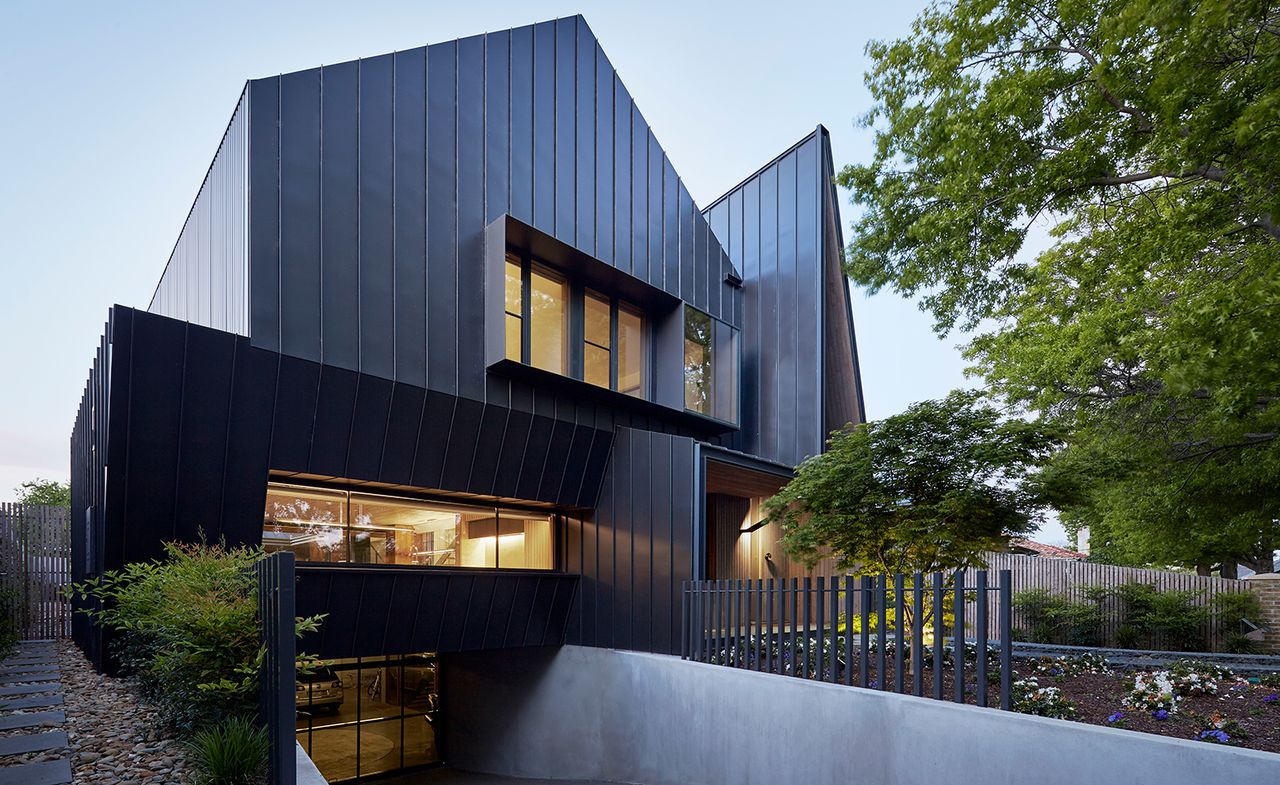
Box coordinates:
[59,641,197,783]
[845,651,1280,753]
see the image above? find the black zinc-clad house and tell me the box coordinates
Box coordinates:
[70,15,863,781]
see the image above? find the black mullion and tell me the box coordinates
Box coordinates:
[609,299,619,390]
[520,254,532,365]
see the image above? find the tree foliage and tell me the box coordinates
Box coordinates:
[843,0,1280,572]
[766,390,1059,575]
[15,478,70,507]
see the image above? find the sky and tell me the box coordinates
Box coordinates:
[0,1,1068,544]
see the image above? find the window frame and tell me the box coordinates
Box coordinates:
[682,304,739,424]
[505,248,649,400]
[263,481,561,572]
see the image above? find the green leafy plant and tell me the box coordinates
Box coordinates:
[186,715,269,785]
[0,588,18,658]
[1012,589,1103,646]
[69,540,323,731]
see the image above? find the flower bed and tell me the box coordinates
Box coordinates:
[1051,660,1280,751]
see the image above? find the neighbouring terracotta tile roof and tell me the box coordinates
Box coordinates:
[1010,538,1088,560]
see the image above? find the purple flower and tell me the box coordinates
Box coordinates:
[1106,712,1124,723]
[1197,730,1230,744]
[1152,709,1169,721]
[1264,693,1279,704]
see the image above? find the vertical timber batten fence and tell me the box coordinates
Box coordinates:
[682,570,1015,711]
[0,503,71,639]
[256,551,297,785]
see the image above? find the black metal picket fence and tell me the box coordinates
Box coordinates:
[256,551,297,785]
[681,570,1015,710]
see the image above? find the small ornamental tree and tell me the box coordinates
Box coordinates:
[14,478,70,507]
[766,390,1059,577]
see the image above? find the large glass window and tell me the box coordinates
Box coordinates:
[529,266,568,374]
[263,483,556,570]
[263,486,348,562]
[583,291,611,388]
[684,307,713,414]
[503,254,523,362]
[503,251,646,398]
[618,304,644,397]
[684,306,738,422]
[296,653,441,782]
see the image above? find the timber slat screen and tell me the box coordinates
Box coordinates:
[256,551,297,785]
[964,553,1253,651]
[682,571,1015,710]
[0,503,71,639]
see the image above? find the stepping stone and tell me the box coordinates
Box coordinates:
[0,665,59,675]
[0,758,72,785]
[0,694,63,710]
[0,730,67,756]
[0,710,63,731]
[0,673,58,685]
[0,682,59,697]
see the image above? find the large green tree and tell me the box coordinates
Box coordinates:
[843,0,1280,574]
[766,390,1059,576]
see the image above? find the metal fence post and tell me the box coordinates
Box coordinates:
[815,576,825,680]
[859,576,871,688]
[932,571,944,700]
[843,576,854,686]
[999,569,1013,711]
[911,572,924,697]
[975,570,988,707]
[257,551,296,785]
[953,570,966,703]
[893,573,905,694]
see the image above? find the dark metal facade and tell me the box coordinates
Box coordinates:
[703,129,864,467]
[563,428,697,655]
[295,565,579,659]
[149,90,250,335]
[73,15,865,669]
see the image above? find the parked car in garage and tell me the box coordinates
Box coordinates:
[297,666,344,713]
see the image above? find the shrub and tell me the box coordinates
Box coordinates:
[70,540,323,732]
[1012,589,1102,646]
[1011,677,1078,719]
[1214,592,1262,653]
[0,588,18,658]
[186,715,269,785]
[1113,583,1208,651]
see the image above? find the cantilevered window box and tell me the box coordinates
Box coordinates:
[484,214,740,434]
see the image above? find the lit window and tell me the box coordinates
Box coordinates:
[684,307,713,414]
[684,306,737,422]
[504,254,522,362]
[529,266,568,374]
[263,483,556,570]
[263,486,348,562]
[583,291,611,388]
[618,304,644,397]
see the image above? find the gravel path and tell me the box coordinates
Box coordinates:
[57,640,197,784]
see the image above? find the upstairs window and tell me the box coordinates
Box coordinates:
[582,290,646,398]
[505,254,569,375]
[505,250,647,398]
[684,306,738,423]
[583,291,611,388]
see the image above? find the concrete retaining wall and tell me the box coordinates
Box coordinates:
[442,645,1280,785]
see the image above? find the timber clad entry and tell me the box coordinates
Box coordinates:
[0,504,71,640]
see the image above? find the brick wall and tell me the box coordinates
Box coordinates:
[1242,573,1280,654]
